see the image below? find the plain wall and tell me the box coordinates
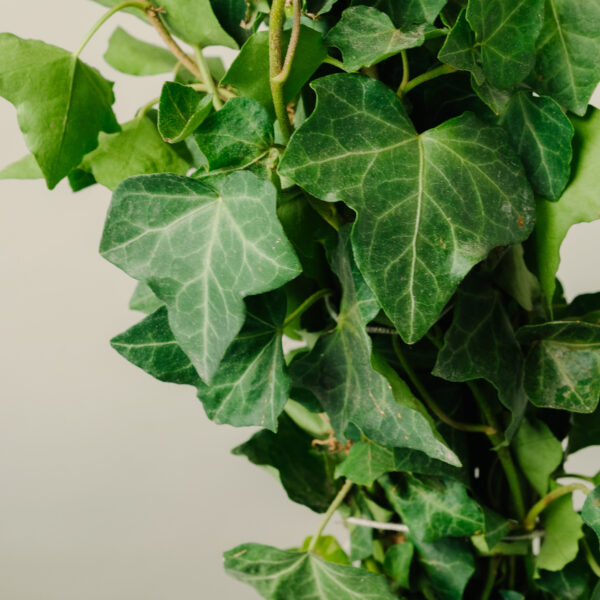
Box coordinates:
[0,2,599,598]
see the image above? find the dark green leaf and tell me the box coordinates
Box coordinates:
[466,0,544,88]
[582,486,600,545]
[0,34,118,189]
[498,92,574,200]
[222,26,327,118]
[569,405,600,454]
[500,593,524,600]
[513,417,563,495]
[289,230,460,465]
[383,542,414,588]
[494,244,541,312]
[279,74,535,344]
[233,414,339,512]
[535,108,600,304]
[194,97,273,171]
[326,6,432,72]
[471,76,514,115]
[104,27,176,76]
[532,0,600,116]
[100,172,301,383]
[209,0,250,46]
[433,276,525,438]
[224,543,397,599]
[353,0,448,28]
[517,321,600,413]
[0,154,43,180]
[158,82,213,144]
[82,115,189,190]
[129,282,164,314]
[482,507,510,549]
[537,557,592,600]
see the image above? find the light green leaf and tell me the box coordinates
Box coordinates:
[299,536,351,565]
[158,82,213,144]
[82,115,189,190]
[100,172,301,383]
[438,9,484,84]
[498,91,574,200]
[433,276,526,438]
[383,542,413,588]
[104,27,176,76]
[466,0,544,88]
[353,0,448,28]
[537,557,593,600]
[513,417,563,495]
[517,321,600,413]
[233,414,339,512]
[582,486,600,545]
[279,74,535,344]
[222,26,327,118]
[381,474,484,542]
[0,34,119,189]
[532,0,600,116]
[536,490,584,571]
[129,282,164,314]
[289,230,460,466]
[535,108,600,305]
[326,6,432,73]
[0,154,43,180]
[224,543,397,599]
[194,97,273,171]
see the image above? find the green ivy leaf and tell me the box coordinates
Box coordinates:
[383,542,414,588]
[104,27,176,76]
[535,108,600,305]
[466,0,544,88]
[289,230,460,466]
[498,92,574,201]
[513,417,563,495]
[582,486,600,545]
[100,172,301,383]
[353,0,448,28]
[194,97,273,171]
[299,535,351,565]
[433,276,526,438]
[0,154,43,180]
[537,490,584,571]
[0,34,119,189]
[381,474,484,542]
[482,507,511,550]
[471,76,514,115]
[517,322,600,413]
[494,244,541,312]
[158,83,213,144]
[537,557,593,600]
[82,115,189,190]
[129,282,164,314]
[233,414,339,512]
[279,74,535,344]
[532,0,600,116]
[224,543,397,599]
[209,0,250,47]
[326,6,432,73]
[222,26,327,118]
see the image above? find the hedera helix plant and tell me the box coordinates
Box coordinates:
[3,0,600,597]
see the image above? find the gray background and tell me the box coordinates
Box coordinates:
[0,2,598,598]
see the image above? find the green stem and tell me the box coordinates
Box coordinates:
[397,50,410,95]
[137,96,160,118]
[194,47,223,110]
[583,538,600,578]
[272,0,301,84]
[399,64,456,97]
[74,0,152,58]
[189,83,237,100]
[524,483,590,531]
[392,337,496,435]
[307,479,353,553]
[481,557,501,600]
[323,55,345,70]
[283,289,332,328]
[556,471,597,484]
[269,0,293,142]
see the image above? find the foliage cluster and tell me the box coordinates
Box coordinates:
[2,0,600,598]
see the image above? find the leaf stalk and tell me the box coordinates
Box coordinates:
[193,46,223,110]
[524,483,590,530]
[398,63,457,98]
[283,289,332,328]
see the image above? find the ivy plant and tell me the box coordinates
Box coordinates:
[3,0,600,598]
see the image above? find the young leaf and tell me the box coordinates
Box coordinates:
[233,414,339,512]
[498,92,574,201]
[0,34,119,189]
[100,172,301,383]
[531,0,600,116]
[222,26,327,118]
[326,6,432,73]
[354,0,448,28]
[104,27,177,76]
[582,486,600,545]
[0,154,43,180]
[535,108,600,305]
[513,417,563,495]
[224,543,398,599]
[433,276,526,438]
[289,230,460,466]
[383,542,414,588]
[82,115,189,190]
[299,535,351,565]
[158,83,213,144]
[279,74,535,345]
[129,282,164,314]
[194,97,273,171]
[381,474,484,542]
[517,322,600,413]
[536,491,584,571]
[466,0,544,88]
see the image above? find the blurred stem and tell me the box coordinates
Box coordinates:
[524,483,590,530]
[283,289,332,328]
[583,538,600,577]
[398,64,457,97]
[481,557,501,600]
[193,46,223,109]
